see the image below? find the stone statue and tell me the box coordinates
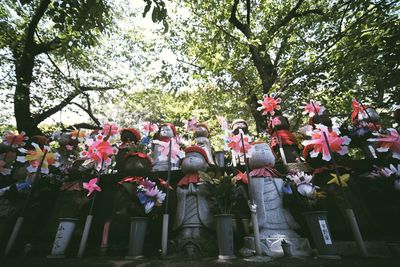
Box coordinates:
[115,128,141,173]
[230,119,250,166]
[242,142,311,257]
[152,123,180,171]
[193,123,215,166]
[172,146,216,256]
[267,114,301,163]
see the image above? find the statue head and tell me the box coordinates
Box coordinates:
[231,119,249,135]
[158,123,176,138]
[181,146,208,174]
[248,142,275,169]
[358,107,380,124]
[123,152,152,177]
[193,123,210,138]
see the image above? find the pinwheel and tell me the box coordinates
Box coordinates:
[80,140,118,171]
[183,116,198,132]
[327,173,350,187]
[153,139,185,163]
[2,131,28,148]
[257,93,282,116]
[301,100,325,117]
[83,178,102,197]
[351,99,367,121]
[140,121,159,135]
[302,124,351,161]
[17,143,60,174]
[233,170,248,184]
[368,128,400,159]
[228,132,251,155]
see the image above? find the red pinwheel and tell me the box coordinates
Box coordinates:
[234,170,249,184]
[2,131,28,148]
[228,133,251,155]
[351,99,367,121]
[158,178,173,190]
[301,100,325,117]
[257,93,282,116]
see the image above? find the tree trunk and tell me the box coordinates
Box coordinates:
[14,50,41,136]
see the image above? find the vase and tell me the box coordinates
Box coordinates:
[48,218,79,258]
[126,217,148,259]
[215,214,236,260]
[303,211,340,259]
[214,151,225,168]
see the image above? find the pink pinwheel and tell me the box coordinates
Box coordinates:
[301,100,325,117]
[368,128,400,159]
[216,115,229,132]
[101,123,119,137]
[302,124,351,161]
[140,122,159,135]
[83,178,102,197]
[2,131,29,148]
[183,117,198,132]
[351,99,367,121]
[154,139,185,164]
[80,140,118,171]
[228,133,251,154]
[0,160,11,175]
[17,143,60,174]
[257,93,282,116]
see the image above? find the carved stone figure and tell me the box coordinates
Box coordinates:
[172,146,216,256]
[194,123,215,166]
[152,123,180,171]
[242,142,311,257]
[230,119,250,166]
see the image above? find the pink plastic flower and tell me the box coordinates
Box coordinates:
[83,178,102,197]
[17,143,60,174]
[302,124,351,161]
[368,128,400,159]
[351,99,367,121]
[301,100,325,117]
[2,131,28,148]
[154,139,185,164]
[257,93,282,116]
[140,122,159,135]
[228,132,251,154]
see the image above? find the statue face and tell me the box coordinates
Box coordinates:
[359,107,380,123]
[194,126,209,138]
[232,121,248,135]
[195,137,210,150]
[160,125,174,138]
[249,143,275,169]
[181,152,208,173]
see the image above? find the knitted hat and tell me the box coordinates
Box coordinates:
[121,128,141,143]
[184,146,208,162]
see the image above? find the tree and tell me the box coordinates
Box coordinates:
[157,0,400,132]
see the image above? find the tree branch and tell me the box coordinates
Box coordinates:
[25,0,51,49]
[70,95,101,127]
[229,0,250,38]
[33,37,61,55]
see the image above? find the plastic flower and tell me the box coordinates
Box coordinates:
[0,160,11,175]
[301,100,325,117]
[327,173,350,187]
[17,143,60,174]
[153,139,185,164]
[257,93,282,116]
[302,124,351,161]
[351,99,367,121]
[136,179,166,214]
[80,140,118,171]
[183,117,198,132]
[119,176,143,184]
[140,122,159,135]
[83,178,101,197]
[2,131,29,148]
[287,171,313,185]
[367,128,400,159]
[228,131,251,154]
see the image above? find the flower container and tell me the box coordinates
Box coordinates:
[215,214,236,260]
[214,151,225,168]
[48,218,78,258]
[126,217,148,259]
